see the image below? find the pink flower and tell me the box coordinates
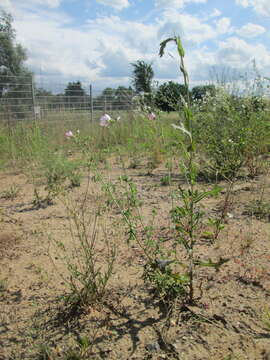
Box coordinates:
[99,113,111,127]
[65,130,73,138]
[148,112,156,120]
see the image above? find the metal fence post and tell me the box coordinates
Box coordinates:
[90,84,93,122]
[104,94,107,113]
[31,75,37,122]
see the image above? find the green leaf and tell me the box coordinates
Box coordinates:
[192,191,212,203]
[170,206,188,220]
[77,336,90,349]
[176,235,190,250]
[176,36,185,57]
[194,257,229,271]
[211,185,223,197]
[202,231,214,239]
[192,187,222,204]
[171,272,189,283]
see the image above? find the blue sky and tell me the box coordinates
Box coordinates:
[1,0,270,92]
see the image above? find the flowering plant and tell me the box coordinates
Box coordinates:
[148,112,156,120]
[65,130,74,138]
[99,113,111,127]
[99,114,121,127]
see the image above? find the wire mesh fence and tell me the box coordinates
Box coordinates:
[0,74,34,121]
[0,75,136,123]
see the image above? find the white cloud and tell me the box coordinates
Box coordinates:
[187,47,216,81]
[100,49,131,77]
[87,15,157,54]
[15,16,99,79]
[0,0,62,12]
[217,37,270,71]
[0,0,13,11]
[158,10,216,44]
[181,14,216,43]
[155,0,185,7]
[236,0,249,6]
[29,0,61,7]
[4,0,269,91]
[215,17,232,34]
[23,0,61,8]
[235,0,270,17]
[202,8,221,21]
[13,11,159,91]
[96,0,130,11]
[236,23,265,38]
[209,8,221,18]
[155,0,207,9]
[12,6,221,89]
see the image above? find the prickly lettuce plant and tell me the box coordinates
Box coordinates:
[101,37,230,306]
[148,36,229,304]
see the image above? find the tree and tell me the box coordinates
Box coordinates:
[131,60,154,94]
[35,87,52,96]
[155,81,188,112]
[93,87,114,110]
[114,86,133,107]
[0,11,30,98]
[94,86,134,110]
[191,85,216,101]
[100,86,133,99]
[64,81,85,97]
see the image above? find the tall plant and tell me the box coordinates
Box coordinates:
[107,37,228,306]
[158,36,227,303]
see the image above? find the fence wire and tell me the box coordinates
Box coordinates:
[0,75,135,123]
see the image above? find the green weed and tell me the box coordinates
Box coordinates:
[245,199,270,221]
[0,184,20,200]
[160,174,171,186]
[50,186,116,309]
[0,278,8,292]
[113,36,230,306]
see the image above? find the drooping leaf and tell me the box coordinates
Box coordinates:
[159,37,176,57]
[171,123,192,139]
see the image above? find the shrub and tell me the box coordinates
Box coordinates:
[191,84,216,101]
[52,200,116,309]
[155,81,188,112]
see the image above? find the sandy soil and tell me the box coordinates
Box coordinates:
[1,160,270,360]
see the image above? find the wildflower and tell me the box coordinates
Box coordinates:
[116,116,121,121]
[99,113,111,127]
[65,130,73,138]
[76,129,80,134]
[148,112,156,120]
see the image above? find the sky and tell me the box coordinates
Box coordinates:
[1,0,270,93]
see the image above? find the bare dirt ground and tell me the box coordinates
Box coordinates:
[1,159,270,360]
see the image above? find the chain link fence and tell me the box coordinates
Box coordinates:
[0,75,135,123]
